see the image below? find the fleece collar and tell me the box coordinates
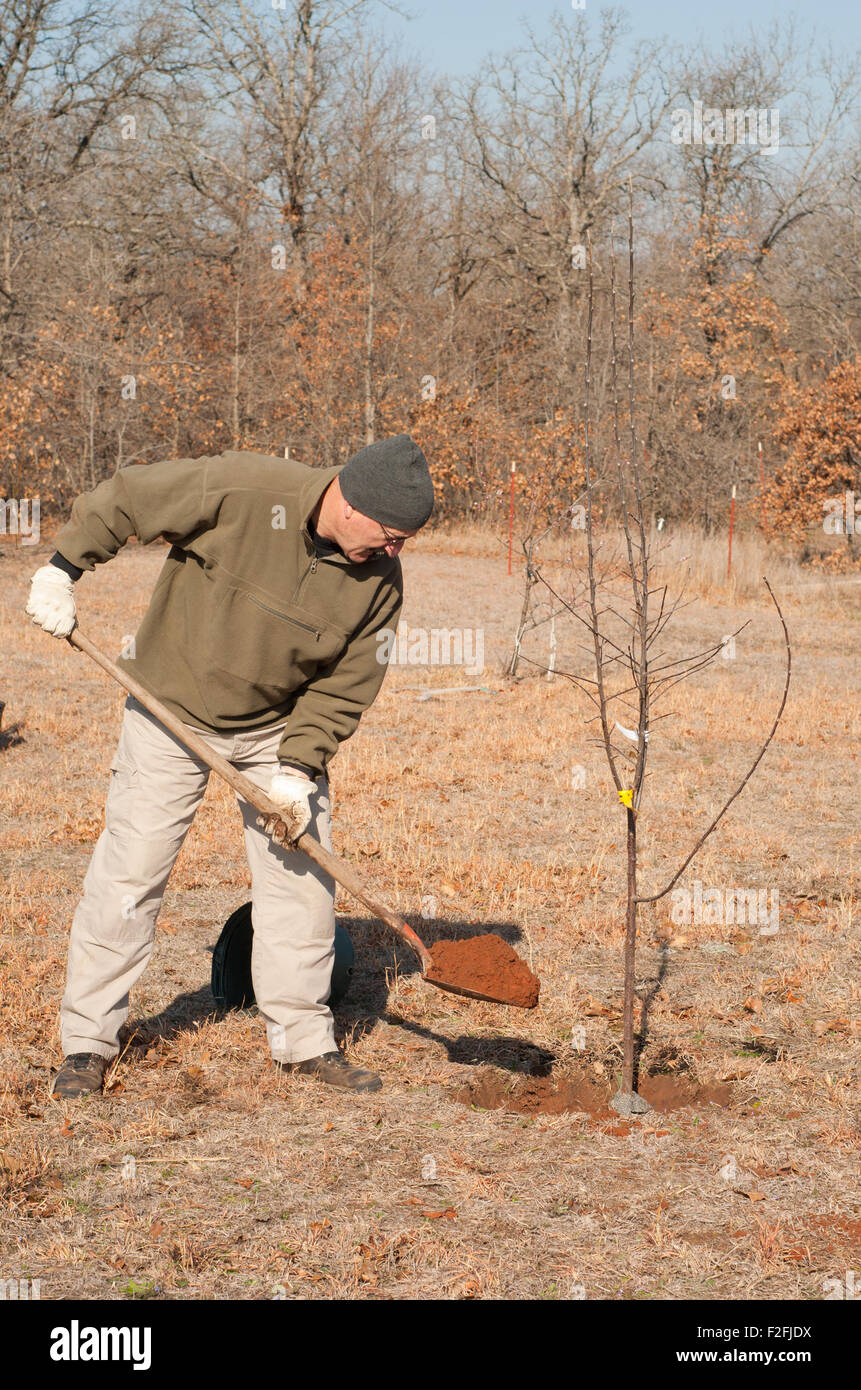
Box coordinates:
[297,461,396,573]
[298,463,344,549]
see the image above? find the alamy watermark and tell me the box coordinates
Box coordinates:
[50,1322,151,1369]
[670,101,779,155]
[823,491,860,535]
[377,622,484,674]
[0,1277,41,1299]
[671,881,779,935]
[823,1270,859,1300]
[0,496,40,544]
[719,1154,738,1183]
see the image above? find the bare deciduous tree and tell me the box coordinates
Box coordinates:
[535,198,791,1113]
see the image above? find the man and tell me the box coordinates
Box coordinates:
[25,434,434,1099]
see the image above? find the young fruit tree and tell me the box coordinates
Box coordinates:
[537,193,792,1116]
[506,487,590,680]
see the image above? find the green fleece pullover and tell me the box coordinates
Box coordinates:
[53,452,403,775]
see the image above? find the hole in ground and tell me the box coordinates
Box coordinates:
[452,1067,733,1118]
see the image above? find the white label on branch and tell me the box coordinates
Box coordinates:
[615,720,649,744]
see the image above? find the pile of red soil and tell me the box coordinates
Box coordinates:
[425,934,540,1008]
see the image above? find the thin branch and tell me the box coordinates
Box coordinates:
[636,579,792,904]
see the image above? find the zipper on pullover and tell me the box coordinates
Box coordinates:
[293,549,319,604]
[247,592,321,639]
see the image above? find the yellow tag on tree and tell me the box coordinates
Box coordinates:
[618,789,634,809]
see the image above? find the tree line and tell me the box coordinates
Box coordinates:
[1,0,859,551]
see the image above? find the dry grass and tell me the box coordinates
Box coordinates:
[0,527,858,1300]
[418,517,861,608]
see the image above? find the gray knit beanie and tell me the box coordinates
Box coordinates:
[339,434,434,530]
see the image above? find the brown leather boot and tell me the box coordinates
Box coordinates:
[52,1053,109,1099]
[281,1050,382,1093]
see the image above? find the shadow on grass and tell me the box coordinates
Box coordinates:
[120,985,218,1056]
[632,939,672,1089]
[337,913,555,1077]
[0,699,25,749]
[121,911,551,1077]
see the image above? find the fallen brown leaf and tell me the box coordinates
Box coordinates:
[453,1277,481,1298]
[783,1246,811,1264]
[583,996,614,1017]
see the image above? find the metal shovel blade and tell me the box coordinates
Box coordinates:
[420,976,532,1007]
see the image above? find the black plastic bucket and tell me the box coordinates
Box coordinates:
[211,901,354,1010]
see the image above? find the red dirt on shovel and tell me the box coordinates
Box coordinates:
[425,934,540,1008]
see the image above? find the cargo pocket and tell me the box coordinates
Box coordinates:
[106,748,140,839]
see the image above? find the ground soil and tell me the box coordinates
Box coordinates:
[426,934,540,1008]
[0,531,859,1300]
[453,1068,732,1117]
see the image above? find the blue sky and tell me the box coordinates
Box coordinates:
[375,0,861,78]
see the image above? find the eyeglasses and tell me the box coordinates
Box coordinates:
[376,521,411,550]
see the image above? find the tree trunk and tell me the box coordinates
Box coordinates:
[507,562,536,677]
[621,804,638,1094]
[231,273,241,447]
[363,228,376,445]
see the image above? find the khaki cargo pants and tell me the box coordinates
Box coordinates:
[60,694,337,1065]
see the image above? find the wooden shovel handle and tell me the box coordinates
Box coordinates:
[66,627,433,974]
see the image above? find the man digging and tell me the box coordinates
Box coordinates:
[25,436,434,1100]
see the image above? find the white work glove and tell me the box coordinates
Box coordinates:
[256,769,314,845]
[25,564,77,637]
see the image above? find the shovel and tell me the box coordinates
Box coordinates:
[67,628,532,1006]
